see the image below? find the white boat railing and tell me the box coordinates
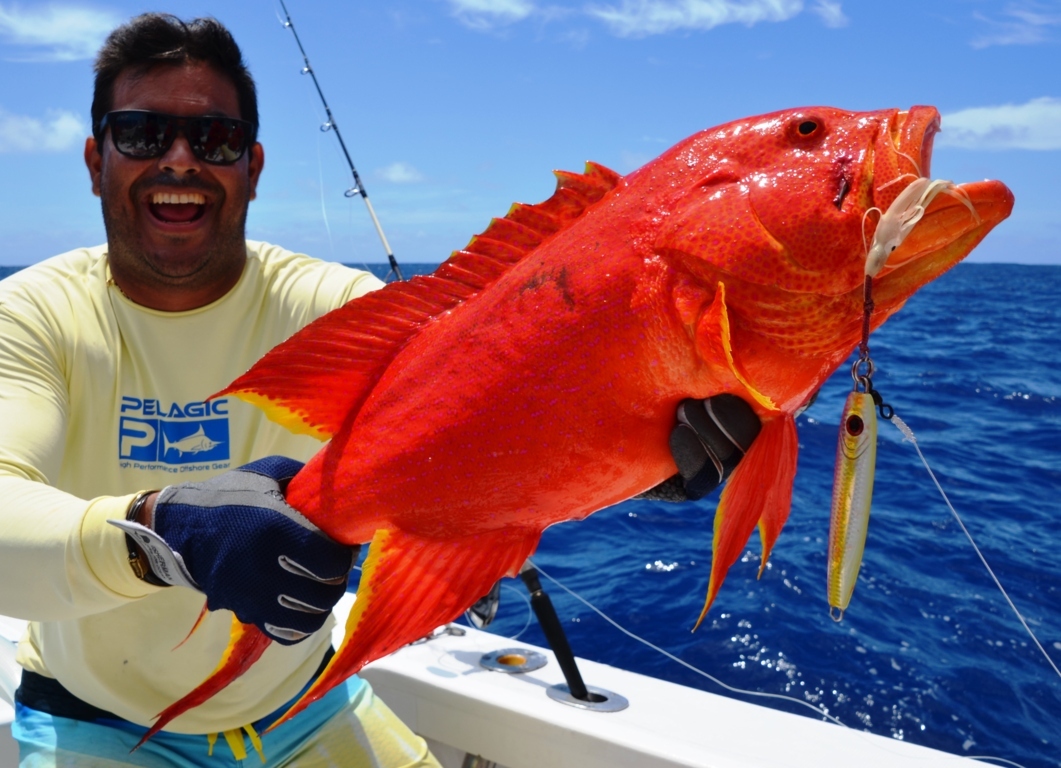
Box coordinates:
[0,600,987,768]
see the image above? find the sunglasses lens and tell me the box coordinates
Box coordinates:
[192,117,247,164]
[111,113,168,158]
[106,112,250,165]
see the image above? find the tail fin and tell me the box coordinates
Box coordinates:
[135,617,272,749]
[266,525,541,731]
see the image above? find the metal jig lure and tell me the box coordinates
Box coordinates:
[827,277,893,620]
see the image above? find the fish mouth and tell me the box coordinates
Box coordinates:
[870,109,1014,309]
[870,106,941,214]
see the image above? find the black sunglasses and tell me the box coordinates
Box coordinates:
[99,110,256,165]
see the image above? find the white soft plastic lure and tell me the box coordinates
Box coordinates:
[864,177,980,277]
[827,391,878,621]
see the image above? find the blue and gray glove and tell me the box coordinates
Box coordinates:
[638,393,762,502]
[111,456,356,645]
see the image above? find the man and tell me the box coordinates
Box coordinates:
[0,13,440,766]
[0,12,757,768]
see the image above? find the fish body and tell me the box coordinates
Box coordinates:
[827,391,878,620]
[146,106,1012,735]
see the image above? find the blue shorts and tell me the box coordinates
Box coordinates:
[13,677,439,767]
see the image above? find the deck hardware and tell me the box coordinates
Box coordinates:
[519,562,626,710]
[410,624,466,645]
[465,580,502,629]
[546,683,629,712]
[479,648,547,674]
[460,755,498,768]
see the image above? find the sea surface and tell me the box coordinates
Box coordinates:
[2,262,1058,766]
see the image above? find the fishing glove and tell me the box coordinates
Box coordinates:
[112,456,356,645]
[639,393,762,502]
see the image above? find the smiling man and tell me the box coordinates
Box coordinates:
[89,60,260,310]
[0,13,440,767]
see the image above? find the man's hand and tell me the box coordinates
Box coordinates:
[115,457,356,645]
[638,393,762,502]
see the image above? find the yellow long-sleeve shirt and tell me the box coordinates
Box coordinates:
[0,242,383,733]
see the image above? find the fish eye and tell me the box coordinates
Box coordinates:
[845,414,864,436]
[789,117,825,143]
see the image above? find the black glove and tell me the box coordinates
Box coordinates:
[638,394,761,502]
[112,457,357,645]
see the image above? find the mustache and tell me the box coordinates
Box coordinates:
[133,174,220,198]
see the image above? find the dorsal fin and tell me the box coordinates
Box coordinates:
[215,162,621,439]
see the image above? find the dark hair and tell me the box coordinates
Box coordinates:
[91,14,258,143]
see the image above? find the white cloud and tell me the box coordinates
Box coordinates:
[445,0,536,29]
[971,3,1061,48]
[810,0,847,28]
[585,0,803,37]
[0,3,120,61]
[0,107,85,152]
[377,162,425,183]
[618,149,654,171]
[938,97,1061,150]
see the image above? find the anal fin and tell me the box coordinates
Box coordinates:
[265,525,541,731]
[694,413,799,629]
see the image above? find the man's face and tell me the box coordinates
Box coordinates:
[84,61,264,310]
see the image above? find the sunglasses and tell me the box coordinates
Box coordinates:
[99,110,256,165]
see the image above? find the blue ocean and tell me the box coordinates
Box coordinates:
[2,262,1057,766]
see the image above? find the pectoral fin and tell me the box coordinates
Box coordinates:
[695,283,776,411]
[265,525,541,731]
[694,413,798,630]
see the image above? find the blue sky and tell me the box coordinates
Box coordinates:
[0,0,1058,268]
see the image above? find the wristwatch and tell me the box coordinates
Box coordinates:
[123,490,167,587]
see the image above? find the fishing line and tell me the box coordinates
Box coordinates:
[316,130,335,260]
[889,411,1061,682]
[499,583,534,641]
[528,559,847,726]
[525,560,1030,768]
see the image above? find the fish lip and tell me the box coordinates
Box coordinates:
[871,107,941,207]
[894,107,941,179]
[868,108,1012,295]
[874,178,1014,298]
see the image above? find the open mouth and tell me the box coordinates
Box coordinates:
[870,108,1014,303]
[148,191,207,224]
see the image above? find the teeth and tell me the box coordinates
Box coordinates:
[151,192,205,205]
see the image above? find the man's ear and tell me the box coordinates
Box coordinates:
[84,136,102,197]
[247,142,264,201]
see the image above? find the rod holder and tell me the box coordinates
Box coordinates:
[520,564,589,698]
[519,564,629,712]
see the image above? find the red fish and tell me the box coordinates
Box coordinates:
[146,105,1012,737]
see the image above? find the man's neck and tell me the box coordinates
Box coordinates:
[108,257,246,312]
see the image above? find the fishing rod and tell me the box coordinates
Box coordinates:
[277,0,404,282]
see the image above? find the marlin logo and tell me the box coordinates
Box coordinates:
[119,399,230,465]
[164,425,224,457]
